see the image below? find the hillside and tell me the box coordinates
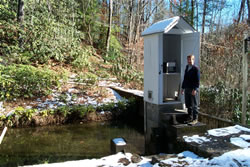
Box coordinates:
[0,0,144,118]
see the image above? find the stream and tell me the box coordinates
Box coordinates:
[0,121,144,166]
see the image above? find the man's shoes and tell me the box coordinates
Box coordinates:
[188,119,198,126]
[184,118,193,124]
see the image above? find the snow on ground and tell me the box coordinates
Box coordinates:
[0,79,134,116]
[183,125,250,149]
[110,86,144,97]
[208,125,250,136]
[24,152,151,167]
[183,135,211,144]
[112,138,126,146]
[24,125,250,167]
[24,149,250,167]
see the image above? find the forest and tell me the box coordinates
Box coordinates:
[0,0,249,125]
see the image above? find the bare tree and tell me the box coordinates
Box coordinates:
[105,0,113,60]
[113,0,122,40]
[191,0,194,26]
[247,0,250,25]
[201,0,207,44]
[195,0,199,30]
[17,0,24,49]
[237,0,246,24]
[127,0,134,55]
[143,0,164,25]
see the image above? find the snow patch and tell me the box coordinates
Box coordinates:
[183,135,210,144]
[208,126,242,137]
[112,138,126,146]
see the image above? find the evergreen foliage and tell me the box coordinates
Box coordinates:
[0,64,61,100]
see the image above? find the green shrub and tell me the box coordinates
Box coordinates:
[97,102,116,111]
[70,105,88,118]
[200,82,250,124]
[39,109,54,117]
[71,46,93,69]
[0,64,61,100]
[56,106,70,117]
[110,54,143,85]
[103,35,122,62]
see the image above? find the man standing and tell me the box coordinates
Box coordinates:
[181,54,200,125]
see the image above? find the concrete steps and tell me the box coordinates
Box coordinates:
[150,109,208,154]
[159,110,188,125]
[169,123,207,138]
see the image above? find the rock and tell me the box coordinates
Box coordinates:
[159,162,170,167]
[118,158,130,166]
[87,112,98,121]
[131,154,142,163]
[151,156,160,164]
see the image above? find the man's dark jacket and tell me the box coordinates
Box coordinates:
[182,65,200,90]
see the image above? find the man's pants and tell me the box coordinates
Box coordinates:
[184,88,198,120]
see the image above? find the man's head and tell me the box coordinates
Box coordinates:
[187,54,195,65]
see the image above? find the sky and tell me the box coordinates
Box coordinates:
[221,0,242,25]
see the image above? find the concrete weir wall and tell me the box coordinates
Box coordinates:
[144,101,188,154]
[144,102,161,154]
[109,86,144,118]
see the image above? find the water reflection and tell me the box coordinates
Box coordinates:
[0,122,144,166]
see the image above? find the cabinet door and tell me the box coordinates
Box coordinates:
[144,34,162,104]
[181,32,200,104]
[181,32,200,69]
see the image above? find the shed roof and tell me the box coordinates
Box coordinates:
[141,16,196,36]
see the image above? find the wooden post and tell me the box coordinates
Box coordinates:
[242,35,248,125]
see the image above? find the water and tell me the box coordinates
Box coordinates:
[0,122,144,166]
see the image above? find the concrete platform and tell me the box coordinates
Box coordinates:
[163,122,207,154]
[177,126,250,158]
[160,110,188,125]
[169,122,207,137]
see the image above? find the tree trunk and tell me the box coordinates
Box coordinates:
[140,0,145,32]
[247,0,250,25]
[170,0,173,13]
[134,0,142,44]
[201,0,207,56]
[88,24,93,46]
[191,0,194,26]
[179,0,182,14]
[17,0,24,49]
[99,0,106,47]
[209,2,214,33]
[237,0,246,24]
[114,0,122,40]
[17,0,24,22]
[105,0,113,61]
[132,0,143,66]
[128,0,133,46]
[127,0,134,64]
[196,0,199,30]
[201,0,207,43]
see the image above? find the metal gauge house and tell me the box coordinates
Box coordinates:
[142,16,200,153]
